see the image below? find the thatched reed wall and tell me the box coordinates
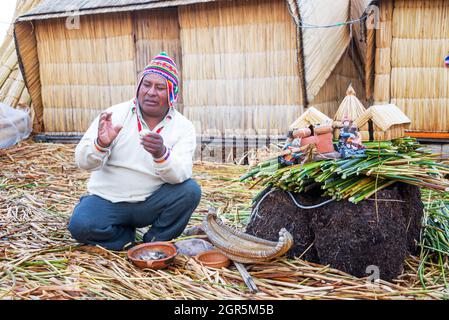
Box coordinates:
[352,0,378,102]
[16,6,183,133]
[134,8,183,113]
[14,20,42,131]
[391,0,449,132]
[179,0,303,136]
[364,19,376,101]
[372,0,449,133]
[15,0,364,137]
[35,13,136,132]
[0,0,42,123]
[373,0,393,105]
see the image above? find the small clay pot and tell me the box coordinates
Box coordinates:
[316,132,335,154]
[127,242,177,270]
[300,135,318,147]
[194,250,231,269]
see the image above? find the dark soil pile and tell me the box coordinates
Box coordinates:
[246,183,423,281]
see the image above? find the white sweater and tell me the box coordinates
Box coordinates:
[75,100,196,203]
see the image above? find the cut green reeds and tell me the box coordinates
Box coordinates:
[419,189,449,289]
[242,138,449,204]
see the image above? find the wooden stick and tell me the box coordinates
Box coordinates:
[234,262,258,293]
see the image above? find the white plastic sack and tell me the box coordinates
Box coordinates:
[0,103,32,149]
[174,239,215,257]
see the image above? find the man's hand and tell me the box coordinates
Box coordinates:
[140,132,166,159]
[97,112,123,148]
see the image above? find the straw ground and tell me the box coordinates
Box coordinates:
[0,140,448,300]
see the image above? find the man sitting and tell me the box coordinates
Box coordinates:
[68,52,201,251]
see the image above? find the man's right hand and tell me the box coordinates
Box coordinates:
[97,112,123,148]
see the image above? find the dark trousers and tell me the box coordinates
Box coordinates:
[68,179,201,251]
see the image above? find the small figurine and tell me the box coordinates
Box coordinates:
[279,131,303,166]
[314,125,335,154]
[284,131,301,149]
[349,125,363,147]
[338,122,365,158]
[341,116,353,134]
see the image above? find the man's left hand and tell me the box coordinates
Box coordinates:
[140,132,166,159]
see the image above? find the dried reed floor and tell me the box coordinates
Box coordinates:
[0,141,447,300]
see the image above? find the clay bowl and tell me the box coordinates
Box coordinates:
[127,242,177,270]
[194,250,231,269]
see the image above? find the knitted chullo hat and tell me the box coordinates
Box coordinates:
[136,52,179,108]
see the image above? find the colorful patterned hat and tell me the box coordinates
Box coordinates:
[137,52,179,108]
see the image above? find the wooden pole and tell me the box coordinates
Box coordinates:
[234,262,258,294]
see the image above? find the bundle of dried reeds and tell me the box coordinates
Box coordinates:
[393,0,449,39]
[334,85,366,123]
[394,99,449,132]
[0,0,42,111]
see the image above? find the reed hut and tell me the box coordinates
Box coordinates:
[354,104,411,141]
[0,0,42,115]
[334,85,366,124]
[333,84,366,138]
[13,0,365,138]
[359,0,449,139]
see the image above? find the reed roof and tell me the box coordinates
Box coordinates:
[354,104,411,131]
[0,0,42,122]
[334,85,366,122]
[16,0,218,21]
[289,107,333,130]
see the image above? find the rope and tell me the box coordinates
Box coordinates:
[249,188,335,223]
[287,191,335,209]
[298,16,367,29]
[249,188,276,223]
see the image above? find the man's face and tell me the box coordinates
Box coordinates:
[137,73,169,118]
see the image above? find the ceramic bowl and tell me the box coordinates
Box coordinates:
[127,242,177,270]
[194,250,231,269]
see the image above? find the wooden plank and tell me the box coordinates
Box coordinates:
[407,132,449,139]
[234,262,258,293]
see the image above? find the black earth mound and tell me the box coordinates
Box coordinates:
[246,183,423,281]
